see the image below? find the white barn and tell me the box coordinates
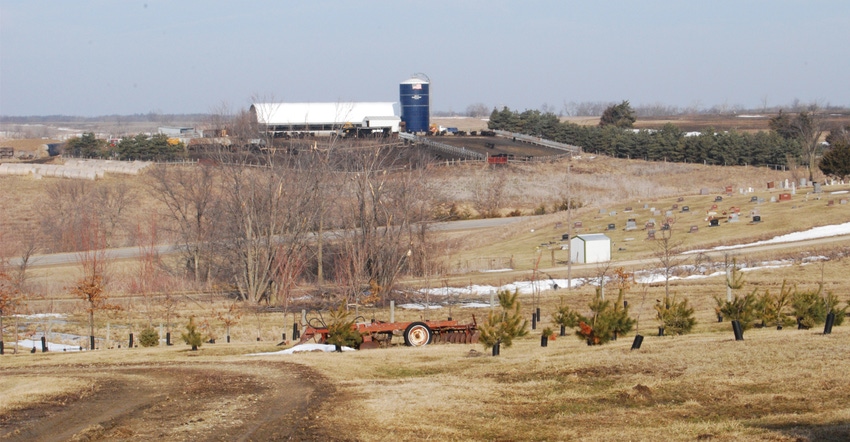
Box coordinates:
[251,102,400,137]
[570,234,611,264]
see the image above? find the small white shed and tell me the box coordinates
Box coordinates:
[570,233,611,264]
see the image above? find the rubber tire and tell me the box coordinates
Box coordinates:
[403,322,432,347]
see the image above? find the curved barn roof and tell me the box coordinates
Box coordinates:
[251,102,398,126]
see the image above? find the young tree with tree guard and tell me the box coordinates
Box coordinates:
[478,289,528,355]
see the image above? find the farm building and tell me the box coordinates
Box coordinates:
[250,102,400,137]
[569,233,611,264]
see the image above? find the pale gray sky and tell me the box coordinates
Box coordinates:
[1,0,848,116]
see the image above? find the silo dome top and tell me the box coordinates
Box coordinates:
[401,73,430,84]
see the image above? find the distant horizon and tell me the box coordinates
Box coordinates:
[2,99,847,121]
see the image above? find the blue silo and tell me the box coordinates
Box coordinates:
[399,74,430,133]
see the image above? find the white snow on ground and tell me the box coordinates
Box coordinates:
[419,278,584,298]
[14,313,65,319]
[461,302,493,308]
[686,221,850,253]
[398,303,443,310]
[247,343,355,356]
[15,339,84,352]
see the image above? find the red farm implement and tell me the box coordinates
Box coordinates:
[299,316,479,349]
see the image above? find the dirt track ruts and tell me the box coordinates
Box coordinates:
[0,360,335,441]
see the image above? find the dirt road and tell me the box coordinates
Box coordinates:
[0,360,336,441]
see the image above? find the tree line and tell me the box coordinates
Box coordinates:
[488,105,801,167]
[64,132,186,161]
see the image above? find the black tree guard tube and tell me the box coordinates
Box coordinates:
[824,312,836,335]
[631,334,643,350]
[732,320,744,341]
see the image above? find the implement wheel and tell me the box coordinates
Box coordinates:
[403,322,432,347]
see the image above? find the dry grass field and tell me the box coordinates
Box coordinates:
[2,133,850,440]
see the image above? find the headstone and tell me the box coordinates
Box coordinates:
[672,204,679,210]
[689,225,699,233]
[661,223,670,230]
[607,223,616,230]
[682,206,690,212]
[625,220,637,231]
[828,199,835,206]
[645,221,655,229]
[791,183,796,195]
[574,221,582,228]
[561,233,569,241]
[784,179,790,189]
[624,206,633,212]
[711,204,718,210]
[770,196,777,202]
[647,230,656,239]
[752,215,761,222]
[728,213,739,223]
[725,185,733,194]
[709,219,720,227]
[665,210,673,217]
[778,193,792,201]
[700,188,709,195]
[652,210,661,216]
[714,196,723,202]
[767,181,775,189]
[599,209,607,214]
[555,222,563,229]
[750,196,759,202]
[677,197,685,202]
[609,211,617,216]
[643,204,649,209]
[841,199,848,205]
[814,182,822,193]
[800,178,807,187]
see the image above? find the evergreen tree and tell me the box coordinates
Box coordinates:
[819,143,850,180]
[181,317,204,351]
[478,289,528,353]
[325,304,363,349]
[599,100,636,128]
[64,132,107,158]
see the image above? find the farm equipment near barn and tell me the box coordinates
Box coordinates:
[299,315,479,349]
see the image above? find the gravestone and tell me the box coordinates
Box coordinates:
[677,197,685,202]
[666,210,673,217]
[814,182,822,193]
[841,199,848,205]
[661,223,670,230]
[709,219,720,227]
[752,215,762,222]
[700,188,709,195]
[645,221,655,229]
[624,206,633,212]
[607,223,616,230]
[750,196,759,202]
[647,230,656,239]
[561,233,569,241]
[778,193,792,201]
[682,206,690,212]
[714,196,723,202]
[728,213,739,222]
[672,204,679,210]
[574,221,583,228]
[689,225,699,233]
[828,200,835,206]
[625,220,637,230]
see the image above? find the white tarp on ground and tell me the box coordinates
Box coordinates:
[247,343,355,356]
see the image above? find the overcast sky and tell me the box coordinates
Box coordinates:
[1,1,848,117]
